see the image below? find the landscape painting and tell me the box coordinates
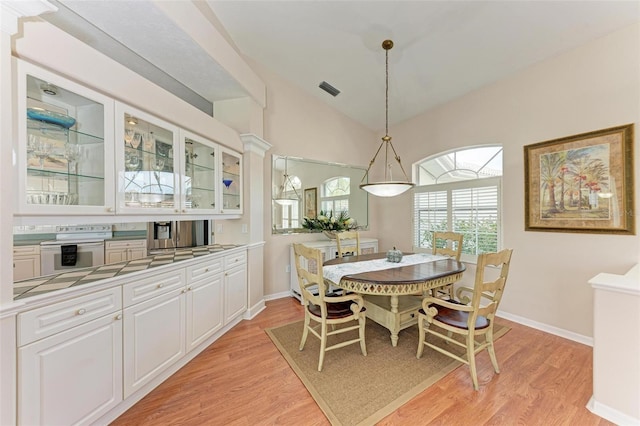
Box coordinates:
[524,124,634,234]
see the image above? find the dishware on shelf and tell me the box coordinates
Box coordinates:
[125,153,140,171]
[64,144,81,174]
[27,108,76,128]
[142,132,155,151]
[130,132,142,149]
[32,140,52,169]
[124,128,135,146]
[223,178,233,189]
[153,158,165,172]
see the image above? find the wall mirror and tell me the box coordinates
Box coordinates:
[271,155,369,234]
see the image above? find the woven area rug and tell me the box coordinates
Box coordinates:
[266,318,509,426]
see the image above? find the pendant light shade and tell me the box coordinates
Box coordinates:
[360,40,415,197]
[274,156,300,205]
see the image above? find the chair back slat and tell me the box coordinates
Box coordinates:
[432,231,463,261]
[467,249,513,327]
[293,243,328,307]
[336,231,360,258]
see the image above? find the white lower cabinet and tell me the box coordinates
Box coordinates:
[16,248,248,425]
[185,256,224,352]
[224,264,247,324]
[18,312,123,426]
[123,287,186,398]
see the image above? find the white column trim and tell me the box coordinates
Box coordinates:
[240,133,272,157]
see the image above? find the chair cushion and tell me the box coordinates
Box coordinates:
[308,301,366,319]
[419,302,489,330]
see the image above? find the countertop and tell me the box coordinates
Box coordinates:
[14,244,241,300]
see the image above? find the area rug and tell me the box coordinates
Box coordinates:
[266,319,509,426]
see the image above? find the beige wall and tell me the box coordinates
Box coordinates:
[249,58,378,297]
[376,23,640,338]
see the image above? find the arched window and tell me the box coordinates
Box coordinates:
[321,176,350,215]
[413,146,503,260]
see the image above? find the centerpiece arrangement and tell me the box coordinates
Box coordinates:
[302,210,357,239]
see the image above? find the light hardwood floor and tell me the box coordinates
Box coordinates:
[111,297,612,425]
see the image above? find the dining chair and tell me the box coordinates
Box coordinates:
[335,230,361,258]
[292,243,367,371]
[431,231,464,298]
[416,248,513,390]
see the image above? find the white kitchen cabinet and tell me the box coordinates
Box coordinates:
[186,264,224,352]
[123,287,186,398]
[17,288,123,426]
[105,239,147,264]
[290,237,378,301]
[224,251,247,325]
[219,147,243,214]
[181,129,220,214]
[13,245,40,281]
[15,59,116,216]
[115,102,180,215]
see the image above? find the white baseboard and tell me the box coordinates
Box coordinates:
[264,290,292,301]
[244,299,266,320]
[587,396,640,425]
[496,310,593,346]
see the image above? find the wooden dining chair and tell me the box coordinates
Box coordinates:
[335,230,361,258]
[431,231,464,298]
[416,248,513,390]
[292,243,367,371]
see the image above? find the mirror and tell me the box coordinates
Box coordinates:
[272,155,368,234]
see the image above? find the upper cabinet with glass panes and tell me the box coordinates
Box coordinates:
[15,59,116,216]
[181,129,219,214]
[115,102,180,214]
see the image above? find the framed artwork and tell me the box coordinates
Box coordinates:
[524,124,634,235]
[304,187,317,219]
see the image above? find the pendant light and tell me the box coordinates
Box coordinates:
[360,40,415,197]
[274,156,300,206]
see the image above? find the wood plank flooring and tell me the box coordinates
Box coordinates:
[111,297,612,426]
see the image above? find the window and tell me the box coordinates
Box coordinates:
[413,146,502,260]
[280,175,301,229]
[321,176,350,214]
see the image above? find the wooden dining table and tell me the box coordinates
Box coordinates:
[323,252,466,346]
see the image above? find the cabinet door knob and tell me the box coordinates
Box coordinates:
[205,268,209,272]
[187,286,192,291]
[107,207,114,212]
[175,209,180,213]
[182,209,187,213]
[115,314,122,320]
[157,283,164,288]
[76,308,86,315]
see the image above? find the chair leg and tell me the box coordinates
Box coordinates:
[417,314,426,359]
[358,315,367,356]
[299,313,310,351]
[447,284,455,299]
[318,322,328,372]
[487,328,500,374]
[467,334,479,391]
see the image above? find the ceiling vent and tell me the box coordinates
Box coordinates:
[319,81,340,97]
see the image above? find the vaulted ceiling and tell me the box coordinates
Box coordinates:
[41,1,639,131]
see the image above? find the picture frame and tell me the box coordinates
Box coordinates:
[304,187,318,219]
[524,124,635,235]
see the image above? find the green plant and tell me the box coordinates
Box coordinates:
[302,210,356,232]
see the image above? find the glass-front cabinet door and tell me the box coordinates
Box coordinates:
[115,102,180,214]
[220,148,242,214]
[16,60,115,215]
[181,129,219,214]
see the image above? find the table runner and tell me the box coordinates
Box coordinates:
[323,253,446,285]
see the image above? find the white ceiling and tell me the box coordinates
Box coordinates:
[42,1,639,131]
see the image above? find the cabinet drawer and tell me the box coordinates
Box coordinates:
[13,245,40,256]
[224,251,247,269]
[105,240,147,250]
[18,287,122,346]
[187,257,223,282]
[123,269,184,307]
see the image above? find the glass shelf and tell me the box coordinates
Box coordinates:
[26,167,105,182]
[27,118,104,145]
